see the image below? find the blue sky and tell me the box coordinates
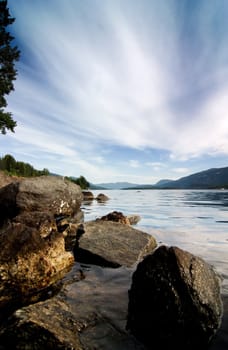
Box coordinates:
[2,0,228,184]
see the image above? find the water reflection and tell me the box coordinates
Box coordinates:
[81,189,228,294]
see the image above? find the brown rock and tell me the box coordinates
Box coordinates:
[0,298,83,349]
[0,175,83,226]
[127,215,141,225]
[97,211,130,225]
[74,220,157,267]
[127,245,223,349]
[0,222,74,309]
[96,193,109,202]
[0,175,83,309]
[0,170,20,189]
[82,190,94,201]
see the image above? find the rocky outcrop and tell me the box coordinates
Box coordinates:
[82,190,94,201]
[0,176,83,309]
[127,245,223,349]
[0,298,83,349]
[74,220,157,267]
[96,211,141,226]
[0,170,20,189]
[96,211,131,225]
[0,175,83,224]
[96,193,109,202]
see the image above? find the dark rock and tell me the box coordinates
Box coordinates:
[96,211,131,225]
[82,190,94,201]
[127,245,223,349]
[74,221,157,267]
[0,298,83,349]
[96,193,109,202]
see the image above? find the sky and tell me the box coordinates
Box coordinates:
[1,0,228,184]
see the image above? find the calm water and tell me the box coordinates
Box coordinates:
[82,189,228,293]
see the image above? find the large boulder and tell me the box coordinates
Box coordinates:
[0,176,83,225]
[127,245,223,349]
[74,221,157,267]
[0,170,20,189]
[0,176,83,309]
[0,298,83,349]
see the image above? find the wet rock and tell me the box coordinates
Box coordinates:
[82,190,94,201]
[74,221,157,267]
[97,211,131,225]
[127,245,223,349]
[0,298,83,349]
[96,193,109,202]
[0,176,83,309]
[0,222,74,310]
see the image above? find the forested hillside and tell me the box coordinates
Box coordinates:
[0,154,49,177]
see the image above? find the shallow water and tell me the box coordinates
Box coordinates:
[63,189,228,349]
[82,189,228,294]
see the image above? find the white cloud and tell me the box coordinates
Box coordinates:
[3,0,228,183]
[172,168,190,174]
[129,160,140,168]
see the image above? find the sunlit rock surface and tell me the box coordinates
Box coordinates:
[74,220,157,267]
[0,176,83,309]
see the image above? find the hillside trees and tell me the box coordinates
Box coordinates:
[0,154,50,177]
[0,0,20,134]
[67,175,90,189]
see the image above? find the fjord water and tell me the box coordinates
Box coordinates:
[82,189,228,294]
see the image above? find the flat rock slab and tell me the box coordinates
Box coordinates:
[74,221,157,268]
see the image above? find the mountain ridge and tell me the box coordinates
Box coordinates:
[91,166,228,189]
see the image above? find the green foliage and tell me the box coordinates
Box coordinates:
[67,175,90,189]
[0,154,50,177]
[0,0,20,134]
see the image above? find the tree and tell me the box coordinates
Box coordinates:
[67,175,90,189]
[75,175,90,189]
[1,153,16,171]
[0,0,20,134]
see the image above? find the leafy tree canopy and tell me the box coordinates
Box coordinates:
[0,0,20,134]
[67,175,90,189]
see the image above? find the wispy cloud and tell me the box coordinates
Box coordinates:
[3,0,228,183]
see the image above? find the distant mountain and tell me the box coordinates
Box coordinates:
[89,183,106,190]
[155,179,174,186]
[157,167,228,189]
[90,166,228,190]
[92,182,141,189]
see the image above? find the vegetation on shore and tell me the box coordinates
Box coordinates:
[0,153,90,189]
[65,175,90,190]
[0,154,49,177]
